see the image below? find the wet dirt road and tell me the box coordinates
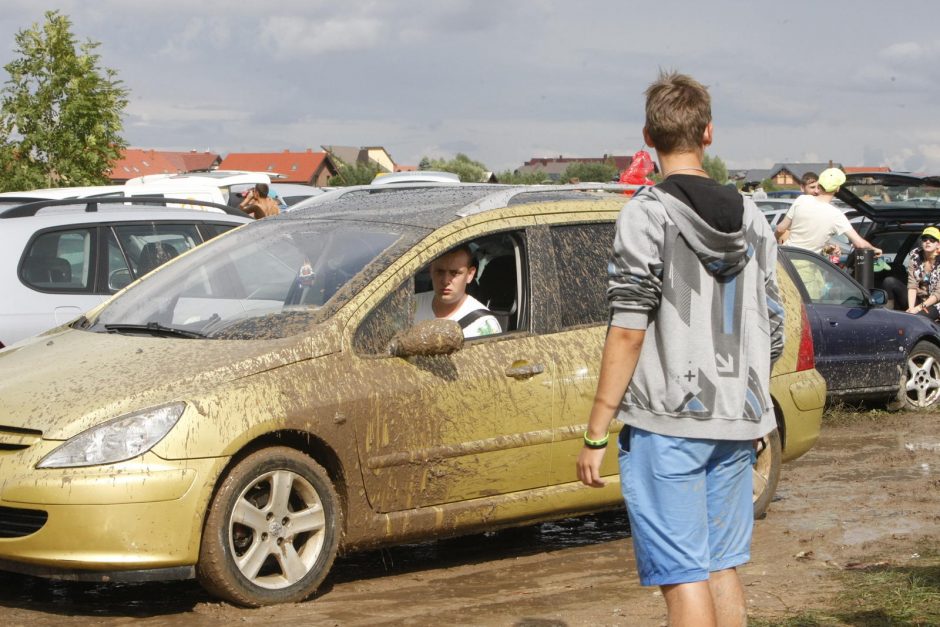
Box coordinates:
[1,410,938,626]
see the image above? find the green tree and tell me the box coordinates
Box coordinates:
[0,11,129,191]
[560,161,618,183]
[419,153,489,182]
[496,169,551,184]
[328,159,382,186]
[702,154,728,184]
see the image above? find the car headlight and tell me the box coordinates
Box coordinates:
[37,402,185,469]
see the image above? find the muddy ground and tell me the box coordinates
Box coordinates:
[1,410,938,626]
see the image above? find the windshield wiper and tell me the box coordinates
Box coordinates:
[104,322,207,339]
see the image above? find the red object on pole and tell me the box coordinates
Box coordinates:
[619,150,655,186]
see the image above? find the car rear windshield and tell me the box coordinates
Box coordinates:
[87,220,407,340]
[843,177,940,209]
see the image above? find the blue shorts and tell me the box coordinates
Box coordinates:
[618,426,755,586]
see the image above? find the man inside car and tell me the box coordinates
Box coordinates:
[415,245,501,338]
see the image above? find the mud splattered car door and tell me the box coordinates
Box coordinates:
[538,221,624,485]
[347,236,556,513]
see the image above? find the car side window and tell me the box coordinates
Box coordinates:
[113,224,200,279]
[20,228,94,291]
[549,223,615,328]
[790,252,866,306]
[105,228,133,293]
[353,279,415,356]
[414,232,523,336]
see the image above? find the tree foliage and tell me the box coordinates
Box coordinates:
[560,161,618,183]
[702,154,728,184]
[496,169,550,184]
[419,153,489,183]
[328,159,382,186]
[0,11,129,191]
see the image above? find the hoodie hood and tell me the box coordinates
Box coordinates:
[642,185,754,277]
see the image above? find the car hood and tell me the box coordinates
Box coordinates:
[0,325,338,439]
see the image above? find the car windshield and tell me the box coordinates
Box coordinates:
[88,220,404,340]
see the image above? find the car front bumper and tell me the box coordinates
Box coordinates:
[0,444,226,576]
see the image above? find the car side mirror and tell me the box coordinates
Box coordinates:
[108,268,132,292]
[868,288,888,307]
[388,319,464,357]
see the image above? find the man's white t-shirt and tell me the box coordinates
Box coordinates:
[414,292,501,338]
[782,194,851,254]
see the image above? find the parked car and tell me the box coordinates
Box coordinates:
[0,197,250,347]
[0,184,823,606]
[270,183,327,207]
[782,245,940,408]
[755,198,795,228]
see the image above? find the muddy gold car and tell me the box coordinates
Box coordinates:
[0,184,825,606]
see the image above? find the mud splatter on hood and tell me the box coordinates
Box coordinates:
[0,325,338,439]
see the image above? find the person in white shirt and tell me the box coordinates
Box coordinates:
[414,245,501,338]
[775,167,880,256]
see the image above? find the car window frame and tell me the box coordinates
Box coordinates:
[18,224,100,295]
[348,224,537,358]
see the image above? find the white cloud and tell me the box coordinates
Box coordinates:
[260,15,385,57]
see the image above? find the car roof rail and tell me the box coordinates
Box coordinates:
[0,195,247,218]
[298,182,642,213]
[457,182,642,217]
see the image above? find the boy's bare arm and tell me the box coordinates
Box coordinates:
[577,326,646,488]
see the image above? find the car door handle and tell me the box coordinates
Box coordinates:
[505,363,545,379]
[828,320,839,327]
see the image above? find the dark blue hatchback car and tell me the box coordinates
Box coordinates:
[782,246,940,409]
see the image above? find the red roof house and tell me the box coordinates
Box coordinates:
[109,149,221,182]
[218,150,339,186]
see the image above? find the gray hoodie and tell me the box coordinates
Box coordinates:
[608,186,784,441]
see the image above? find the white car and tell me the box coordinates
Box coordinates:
[0,197,250,348]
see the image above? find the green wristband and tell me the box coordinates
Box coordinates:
[583,431,609,449]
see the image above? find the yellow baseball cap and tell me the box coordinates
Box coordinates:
[817,167,846,193]
[922,226,940,240]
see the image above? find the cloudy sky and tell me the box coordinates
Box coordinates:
[0,1,938,173]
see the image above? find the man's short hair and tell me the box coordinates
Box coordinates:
[644,71,711,154]
[801,172,818,185]
[436,244,477,269]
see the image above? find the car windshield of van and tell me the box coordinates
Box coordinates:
[86,220,405,340]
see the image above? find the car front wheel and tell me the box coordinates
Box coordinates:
[753,429,781,519]
[896,341,940,409]
[197,447,341,606]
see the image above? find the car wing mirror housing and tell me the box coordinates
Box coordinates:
[389,319,464,357]
[869,288,888,307]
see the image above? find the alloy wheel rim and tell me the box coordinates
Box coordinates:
[905,354,940,408]
[228,469,327,589]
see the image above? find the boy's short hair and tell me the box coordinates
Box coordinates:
[801,172,818,185]
[644,71,711,154]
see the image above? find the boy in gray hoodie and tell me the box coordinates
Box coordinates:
[577,72,784,626]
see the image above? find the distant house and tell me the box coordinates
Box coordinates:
[218,150,339,186]
[109,149,221,183]
[740,162,843,187]
[515,154,633,181]
[321,145,395,173]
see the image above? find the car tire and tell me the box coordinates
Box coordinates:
[753,429,781,519]
[893,341,940,410]
[196,447,341,607]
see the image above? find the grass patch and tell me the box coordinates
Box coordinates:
[822,400,893,426]
[752,548,940,626]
